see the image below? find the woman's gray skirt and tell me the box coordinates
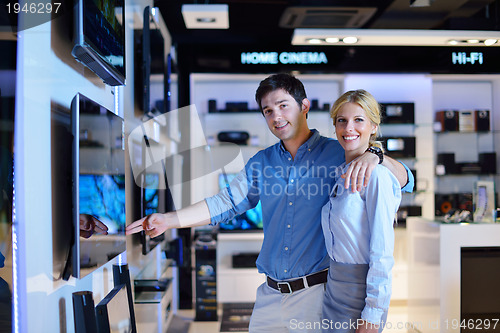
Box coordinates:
[322,260,387,332]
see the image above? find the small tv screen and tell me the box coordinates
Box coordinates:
[72,0,125,86]
[218,173,263,231]
[96,284,133,333]
[71,93,126,278]
[143,173,160,216]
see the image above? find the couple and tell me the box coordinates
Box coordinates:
[126,74,413,332]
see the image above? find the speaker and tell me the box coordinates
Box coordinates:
[208,99,217,113]
[225,101,248,112]
[435,194,457,216]
[479,152,497,174]
[217,131,250,145]
[475,110,490,131]
[310,99,319,110]
[435,110,459,132]
[437,153,457,174]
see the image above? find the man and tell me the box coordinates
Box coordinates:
[126,74,413,332]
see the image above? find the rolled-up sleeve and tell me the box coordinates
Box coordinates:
[205,166,258,226]
[400,162,414,193]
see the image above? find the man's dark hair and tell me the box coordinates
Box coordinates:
[255,73,307,114]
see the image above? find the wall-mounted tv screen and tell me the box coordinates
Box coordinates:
[134,6,165,115]
[218,173,263,232]
[71,93,125,278]
[129,135,175,255]
[72,0,125,86]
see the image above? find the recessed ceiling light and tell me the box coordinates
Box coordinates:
[181,4,229,29]
[325,37,340,43]
[307,38,323,44]
[484,39,498,46]
[197,17,216,23]
[292,29,500,47]
[342,36,358,44]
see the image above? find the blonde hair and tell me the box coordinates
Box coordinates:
[330,89,383,150]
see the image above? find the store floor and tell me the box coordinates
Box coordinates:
[176,302,410,333]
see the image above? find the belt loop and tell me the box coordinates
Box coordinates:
[302,276,309,288]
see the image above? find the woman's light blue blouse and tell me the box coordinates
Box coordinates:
[321,162,402,325]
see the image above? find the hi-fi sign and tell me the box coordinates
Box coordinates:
[452,52,483,65]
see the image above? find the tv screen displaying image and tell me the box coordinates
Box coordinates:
[143,173,159,216]
[72,0,125,86]
[79,174,126,234]
[71,93,125,278]
[218,173,263,232]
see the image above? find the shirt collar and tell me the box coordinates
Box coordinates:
[279,129,321,153]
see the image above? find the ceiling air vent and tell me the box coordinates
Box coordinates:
[279,7,377,29]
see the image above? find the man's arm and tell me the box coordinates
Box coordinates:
[343,152,408,192]
[125,200,211,238]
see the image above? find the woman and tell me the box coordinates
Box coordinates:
[321,90,401,333]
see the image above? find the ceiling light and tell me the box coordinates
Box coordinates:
[292,29,500,47]
[325,37,340,43]
[342,36,358,44]
[467,39,480,44]
[181,4,229,29]
[484,39,498,46]
[308,38,323,44]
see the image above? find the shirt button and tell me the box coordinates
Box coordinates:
[284,269,287,273]
[287,224,291,228]
[290,179,294,183]
[288,158,291,161]
[289,202,293,206]
[308,148,311,152]
[285,247,288,251]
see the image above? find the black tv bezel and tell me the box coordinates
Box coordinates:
[129,134,175,256]
[134,6,166,115]
[112,264,137,333]
[95,284,133,333]
[72,0,126,86]
[71,93,126,279]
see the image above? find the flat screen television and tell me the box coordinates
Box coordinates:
[218,173,263,232]
[71,93,126,278]
[95,284,134,333]
[129,135,175,255]
[72,0,126,86]
[134,6,165,115]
